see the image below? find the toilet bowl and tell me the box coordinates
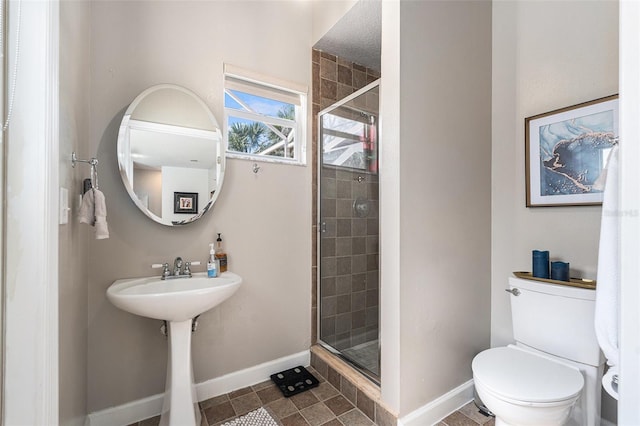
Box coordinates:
[474,276,604,425]
[473,346,584,426]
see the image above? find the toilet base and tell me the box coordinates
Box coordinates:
[495,418,513,426]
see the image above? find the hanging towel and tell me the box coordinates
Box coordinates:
[79,189,95,225]
[93,189,109,239]
[595,145,619,397]
[78,188,110,239]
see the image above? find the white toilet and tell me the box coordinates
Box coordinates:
[472,276,604,426]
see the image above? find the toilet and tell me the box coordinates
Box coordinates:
[472,277,604,426]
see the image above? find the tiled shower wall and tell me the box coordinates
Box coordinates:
[320,170,379,349]
[311,48,381,349]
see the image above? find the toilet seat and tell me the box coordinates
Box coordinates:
[472,346,584,405]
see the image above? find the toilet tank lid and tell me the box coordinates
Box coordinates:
[472,347,584,404]
[509,276,595,301]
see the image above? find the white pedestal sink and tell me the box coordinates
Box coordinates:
[107,272,242,426]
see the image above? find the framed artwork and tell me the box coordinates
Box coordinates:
[525,95,618,207]
[173,192,198,214]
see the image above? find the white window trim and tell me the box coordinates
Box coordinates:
[223,64,307,165]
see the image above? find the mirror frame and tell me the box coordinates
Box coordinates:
[117,84,225,226]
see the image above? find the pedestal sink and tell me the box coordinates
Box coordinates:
[107,272,242,426]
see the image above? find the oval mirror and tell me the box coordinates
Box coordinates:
[117,84,224,226]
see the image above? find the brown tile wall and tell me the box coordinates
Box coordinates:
[312,48,381,349]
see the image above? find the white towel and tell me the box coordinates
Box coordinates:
[78,188,110,239]
[595,146,619,381]
[79,189,95,225]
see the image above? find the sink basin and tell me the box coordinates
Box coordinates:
[107,271,242,426]
[107,271,242,322]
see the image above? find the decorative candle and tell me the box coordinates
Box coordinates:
[532,250,550,279]
[551,261,570,282]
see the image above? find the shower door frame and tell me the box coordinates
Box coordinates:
[316,79,381,384]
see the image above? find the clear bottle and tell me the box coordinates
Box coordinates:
[215,233,228,273]
[207,243,218,278]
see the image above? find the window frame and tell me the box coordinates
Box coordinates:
[223,64,308,165]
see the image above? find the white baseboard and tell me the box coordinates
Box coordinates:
[398,379,474,426]
[87,350,310,426]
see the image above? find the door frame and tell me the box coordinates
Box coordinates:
[3,0,59,424]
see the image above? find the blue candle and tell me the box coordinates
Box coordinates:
[551,261,570,282]
[532,250,550,279]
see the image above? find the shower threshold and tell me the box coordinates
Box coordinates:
[318,340,380,386]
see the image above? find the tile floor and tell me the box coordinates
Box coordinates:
[128,366,495,426]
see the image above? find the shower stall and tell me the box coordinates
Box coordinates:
[317,80,380,383]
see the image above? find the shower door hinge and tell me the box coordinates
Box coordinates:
[320,222,327,233]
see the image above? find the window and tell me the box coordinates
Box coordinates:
[224,65,307,164]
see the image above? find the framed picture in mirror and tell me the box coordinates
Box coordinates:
[174,192,198,214]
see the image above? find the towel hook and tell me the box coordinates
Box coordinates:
[72,151,99,189]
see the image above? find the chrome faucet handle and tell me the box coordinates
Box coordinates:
[183,261,201,276]
[152,263,171,278]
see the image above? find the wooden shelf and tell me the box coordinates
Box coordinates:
[513,271,596,290]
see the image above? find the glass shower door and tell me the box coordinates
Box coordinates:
[318,81,380,382]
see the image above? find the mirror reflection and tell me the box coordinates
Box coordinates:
[117,84,223,226]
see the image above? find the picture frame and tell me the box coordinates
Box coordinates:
[173,192,198,214]
[525,95,618,207]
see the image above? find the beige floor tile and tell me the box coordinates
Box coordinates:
[324,395,354,416]
[338,409,374,426]
[204,401,236,424]
[320,420,342,426]
[291,391,320,410]
[230,392,262,416]
[442,410,480,426]
[300,402,336,426]
[282,412,311,426]
[311,382,340,401]
[257,385,284,405]
[252,380,275,391]
[200,394,229,410]
[228,386,253,399]
[267,398,299,420]
[458,402,493,424]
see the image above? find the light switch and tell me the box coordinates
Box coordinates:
[59,187,69,225]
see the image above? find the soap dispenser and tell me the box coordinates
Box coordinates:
[215,233,228,273]
[207,243,218,278]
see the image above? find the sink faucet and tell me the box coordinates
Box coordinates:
[173,257,184,276]
[152,257,200,280]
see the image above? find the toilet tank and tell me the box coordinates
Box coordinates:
[509,276,603,367]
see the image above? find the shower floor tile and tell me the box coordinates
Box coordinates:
[341,340,380,377]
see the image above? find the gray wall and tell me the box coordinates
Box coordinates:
[87,1,313,412]
[380,0,493,416]
[491,1,619,422]
[59,1,91,424]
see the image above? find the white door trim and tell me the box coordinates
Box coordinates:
[619,1,640,424]
[4,0,59,424]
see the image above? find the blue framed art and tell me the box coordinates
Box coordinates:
[525,95,618,207]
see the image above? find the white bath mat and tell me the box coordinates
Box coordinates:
[220,407,280,426]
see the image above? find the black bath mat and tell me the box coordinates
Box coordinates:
[270,366,319,397]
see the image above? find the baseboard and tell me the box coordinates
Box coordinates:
[87,350,310,426]
[196,350,310,401]
[398,379,474,426]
